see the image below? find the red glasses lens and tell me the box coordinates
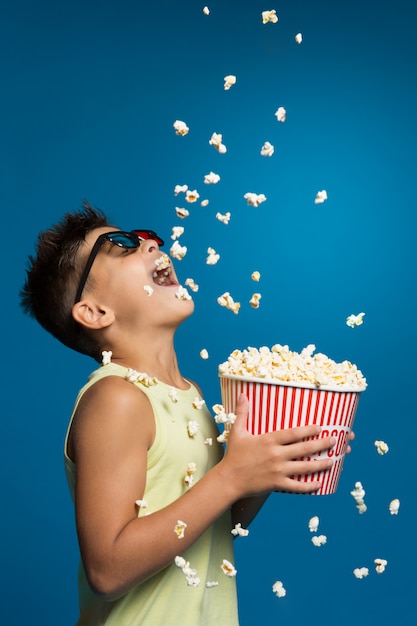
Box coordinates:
[133,230,164,246]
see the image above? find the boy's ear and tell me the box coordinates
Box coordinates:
[72,300,115,330]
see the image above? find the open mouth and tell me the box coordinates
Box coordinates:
[152,254,178,286]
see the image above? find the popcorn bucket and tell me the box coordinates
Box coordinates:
[219,374,363,495]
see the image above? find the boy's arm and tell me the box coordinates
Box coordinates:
[71,381,335,602]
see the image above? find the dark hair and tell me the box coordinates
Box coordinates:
[20,201,110,359]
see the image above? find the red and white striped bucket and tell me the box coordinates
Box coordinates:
[219,374,363,495]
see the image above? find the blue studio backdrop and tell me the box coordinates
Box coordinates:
[2,1,416,624]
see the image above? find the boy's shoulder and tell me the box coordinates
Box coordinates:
[80,374,148,410]
[68,375,155,462]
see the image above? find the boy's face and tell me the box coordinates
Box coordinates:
[75,226,194,329]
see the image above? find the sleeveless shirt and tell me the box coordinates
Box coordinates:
[64,363,239,625]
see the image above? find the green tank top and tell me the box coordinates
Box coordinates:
[64,363,239,625]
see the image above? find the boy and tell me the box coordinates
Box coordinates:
[21,202,339,625]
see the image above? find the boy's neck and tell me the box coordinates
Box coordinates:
[103,332,188,389]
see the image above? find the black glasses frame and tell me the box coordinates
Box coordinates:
[74,229,164,304]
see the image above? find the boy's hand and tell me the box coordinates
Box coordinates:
[221,395,336,496]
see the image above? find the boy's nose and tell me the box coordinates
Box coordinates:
[140,238,161,254]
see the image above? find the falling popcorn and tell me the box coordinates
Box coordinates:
[221,559,237,577]
[203,6,210,16]
[311,535,327,547]
[275,106,286,122]
[389,498,400,515]
[186,573,200,587]
[262,9,279,24]
[217,292,240,314]
[314,190,328,204]
[171,226,185,240]
[187,420,199,437]
[353,567,369,579]
[135,499,148,509]
[185,278,199,292]
[346,312,365,328]
[174,556,200,587]
[170,240,187,260]
[184,462,197,488]
[231,523,249,537]
[295,32,303,44]
[216,211,231,224]
[206,581,219,588]
[126,369,157,387]
[251,271,261,282]
[168,387,179,403]
[175,285,192,301]
[260,141,274,156]
[308,516,320,533]
[101,350,112,365]
[200,199,209,207]
[175,207,189,219]
[351,481,367,514]
[217,431,228,444]
[244,192,267,207]
[174,520,188,539]
[209,132,227,154]
[199,349,209,360]
[143,285,154,297]
[204,171,220,184]
[374,558,388,574]
[192,397,205,410]
[272,581,286,597]
[249,293,262,309]
[212,403,237,426]
[206,247,220,265]
[174,184,188,195]
[224,74,237,90]
[185,189,200,203]
[204,437,213,446]
[374,440,389,455]
[173,120,189,136]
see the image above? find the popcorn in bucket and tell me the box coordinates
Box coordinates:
[219,345,366,495]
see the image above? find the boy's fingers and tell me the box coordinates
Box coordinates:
[232,394,249,431]
[290,457,333,476]
[293,434,336,458]
[278,479,323,494]
[271,425,322,445]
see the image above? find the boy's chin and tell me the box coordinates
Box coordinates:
[177,298,195,322]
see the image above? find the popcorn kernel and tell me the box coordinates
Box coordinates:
[346,312,365,328]
[260,141,274,156]
[272,580,286,597]
[101,350,112,365]
[224,75,237,90]
[173,120,189,136]
[275,106,286,122]
[175,207,190,219]
[174,520,188,539]
[314,190,328,204]
[221,559,237,577]
[244,192,267,207]
[262,10,279,24]
[204,171,220,184]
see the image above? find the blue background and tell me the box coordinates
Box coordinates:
[2,0,416,624]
